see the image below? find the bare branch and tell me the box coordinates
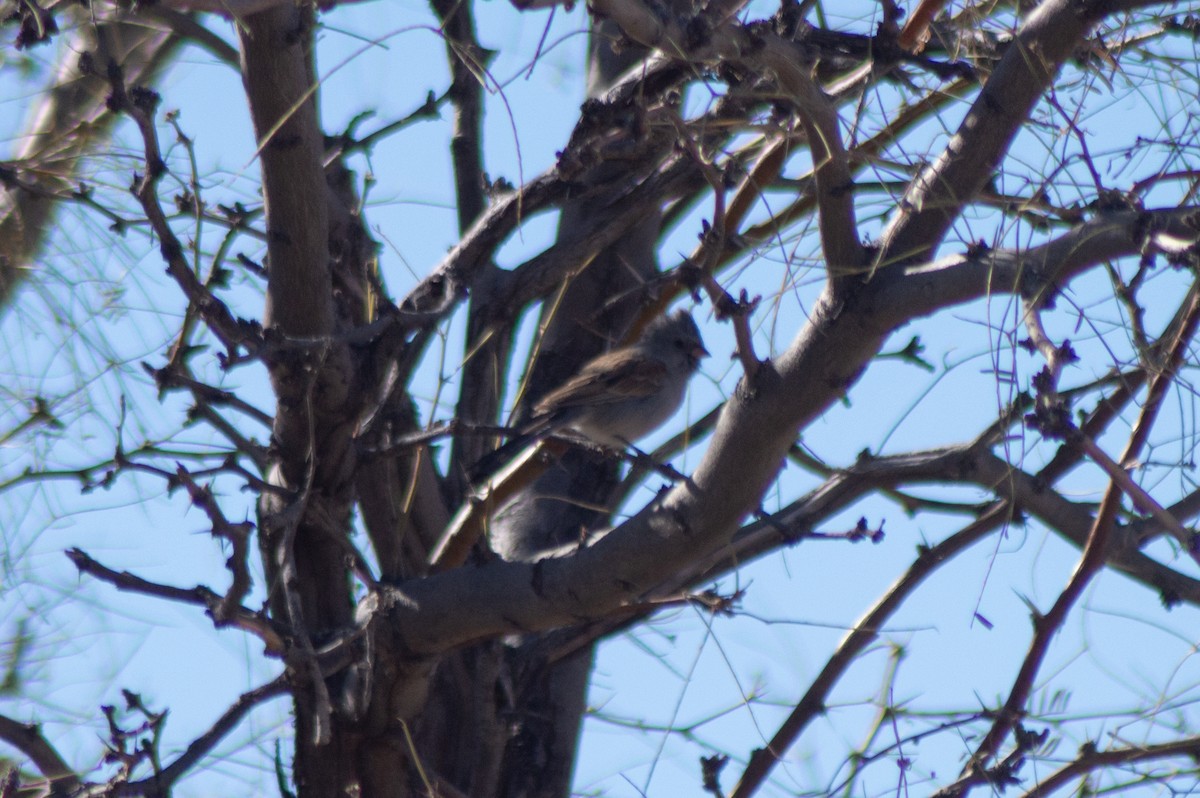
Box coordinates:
[877,0,1108,264]
[65,548,285,654]
[74,675,292,798]
[758,35,864,278]
[1018,736,1200,798]
[104,59,259,357]
[159,0,374,17]
[0,715,80,793]
[883,207,1200,324]
[941,265,1200,792]
[730,505,1009,798]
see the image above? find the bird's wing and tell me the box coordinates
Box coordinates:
[533,350,666,414]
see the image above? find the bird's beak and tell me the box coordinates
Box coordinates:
[693,344,710,361]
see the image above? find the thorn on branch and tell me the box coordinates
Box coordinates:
[965,239,991,258]
[772,0,805,39]
[689,588,744,616]
[1024,367,1075,440]
[701,753,729,797]
[100,692,166,782]
[698,273,761,379]
[175,466,256,620]
[174,189,197,216]
[7,0,58,50]
[130,84,162,117]
[1090,187,1142,214]
[1014,723,1049,753]
[237,252,266,277]
[483,172,516,198]
[219,201,252,227]
[850,516,885,544]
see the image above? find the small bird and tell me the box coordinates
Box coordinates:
[531,308,709,446]
[475,309,709,478]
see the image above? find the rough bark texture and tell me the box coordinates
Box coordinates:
[239,6,357,794]
[5,0,1200,796]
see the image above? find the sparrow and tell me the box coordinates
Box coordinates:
[473,309,709,478]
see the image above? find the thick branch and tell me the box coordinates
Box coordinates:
[877,0,1111,263]
[377,288,891,654]
[381,260,1200,662]
[238,9,331,338]
[396,171,565,326]
[882,207,1200,325]
[0,715,80,792]
[1018,736,1200,798]
[546,0,867,277]
[759,36,864,278]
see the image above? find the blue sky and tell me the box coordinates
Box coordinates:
[3,0,1200,795]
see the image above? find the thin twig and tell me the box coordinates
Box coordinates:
[0,715,80,793]
[65,547,284,654]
